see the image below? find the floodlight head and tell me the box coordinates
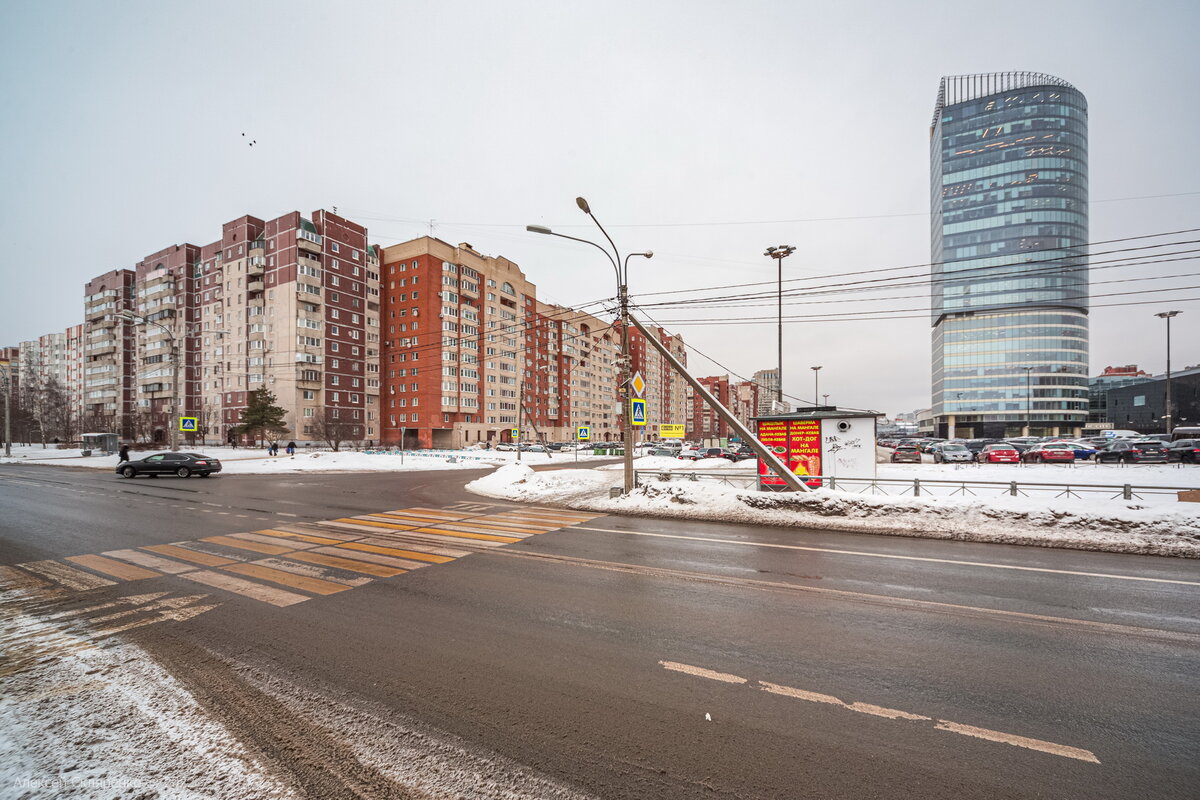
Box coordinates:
[575,196,591,214]
[526,225,553,235]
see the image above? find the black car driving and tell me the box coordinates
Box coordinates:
[116,452,223,478]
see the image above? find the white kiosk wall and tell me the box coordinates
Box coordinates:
[819,417,876,478]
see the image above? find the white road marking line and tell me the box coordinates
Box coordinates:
[664,663,1099,763]
[758,680,844,706]
[277,512,299,517]
[658,660,747,684]
[934,720,1101,764]
[574,526,1200,587]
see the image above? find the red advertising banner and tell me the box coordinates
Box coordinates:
[757,419,822,487]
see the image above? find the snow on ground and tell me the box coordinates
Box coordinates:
[466,463,1200,558]
[0,589,295,799]
[879,460,1200,488]
[597,455,756,472]
[0,444,615,474]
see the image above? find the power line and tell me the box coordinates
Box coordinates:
[634,253,1200,312]
[630,228,1200,301]
[643,294,1200,325]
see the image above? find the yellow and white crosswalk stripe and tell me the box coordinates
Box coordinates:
[2,503,605,609]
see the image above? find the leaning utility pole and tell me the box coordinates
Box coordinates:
[628,315,809,492]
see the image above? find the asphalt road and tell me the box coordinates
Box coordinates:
[2,463,1198,799]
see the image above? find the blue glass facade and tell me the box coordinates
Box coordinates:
[930,72,1089,437]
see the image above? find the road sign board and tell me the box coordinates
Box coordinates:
[660,424,685,438]
[577,426,591,441]
[511,428,520,437]
[630,371,646,398]
[178,417,198,432]
[630,398,646,426]
[1102,430,1117,437]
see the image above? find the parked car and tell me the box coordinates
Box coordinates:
[648,448,678,457]
[680,447,737,461]
[1058,441,1100,460]
[931,443,973,463]
[890,445,923,463]
[494,443,516,451]
[1095,439,1168,464]
[1170,426,1200,442]
[116,452,222,478]
[1165,439,1200,464]
[976,443,1020,463]
[1020,443,1076,463]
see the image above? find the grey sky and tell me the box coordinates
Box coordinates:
[2,0,1197,415]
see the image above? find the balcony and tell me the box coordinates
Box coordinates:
[297,229,322,253]
[247,280,265,293]
[85,341,117,355]
[246,261,265,277]
[296,370,322,385]
[140,382,169,393]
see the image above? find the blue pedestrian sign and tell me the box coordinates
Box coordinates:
[178,417,198,432]
[577,426,591,441]
[630,398,647,426]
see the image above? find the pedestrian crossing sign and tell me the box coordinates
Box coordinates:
[630,398,647,426]
[577,426,591,441]
[511,428,519,437]
[178,417,198,432]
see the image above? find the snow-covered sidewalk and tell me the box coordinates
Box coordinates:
[465,463,1200,558]
[0,444,616,474]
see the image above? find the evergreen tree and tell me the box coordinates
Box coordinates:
[234,388,289,446]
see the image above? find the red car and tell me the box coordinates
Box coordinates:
[1021,443,1076,463]
[976,444,1019,463]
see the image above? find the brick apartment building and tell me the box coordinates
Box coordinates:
[10,223,696,450]
[379,237,535,449]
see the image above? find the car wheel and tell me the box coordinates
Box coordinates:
[121,466,136,478]
[176,467,191,478]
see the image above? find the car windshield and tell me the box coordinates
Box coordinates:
[942,445,968,451]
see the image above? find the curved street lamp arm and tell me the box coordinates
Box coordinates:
[540,229,621,285]
[582,210,623,283]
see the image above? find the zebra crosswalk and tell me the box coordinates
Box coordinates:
[2,505,603,610]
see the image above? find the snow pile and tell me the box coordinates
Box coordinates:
[0,592,294,798]
[465,465,1200,557]
[596,455,755,472]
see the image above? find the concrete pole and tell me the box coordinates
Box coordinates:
[2,361,10,458]
[621,284,634,494]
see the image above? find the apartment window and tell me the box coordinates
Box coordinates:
[303,390,316,400]
[303,407,314,417]
[331,242,340,253]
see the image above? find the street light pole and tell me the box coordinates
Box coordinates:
[764,245,796,407]
[1,358,11,458]
[527,204,651,495]
[811,366,822,406]
[1023,366,1034,437]
[1155,311,1181,434]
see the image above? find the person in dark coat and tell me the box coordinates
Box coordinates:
[118,444,131,463]
[286,441,296,456]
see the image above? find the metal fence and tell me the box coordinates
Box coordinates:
[633,469,1200,501]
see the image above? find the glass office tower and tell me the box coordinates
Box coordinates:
[930,72,1089,439]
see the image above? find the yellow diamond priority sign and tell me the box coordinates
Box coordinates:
[630,371,646,398]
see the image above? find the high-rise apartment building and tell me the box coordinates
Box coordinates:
[82,269,136,435]
[535,302,622,443]
[753,368,780,415]
[379,238,535,448]
[930,72,1089,438]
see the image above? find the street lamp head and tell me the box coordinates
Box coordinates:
[526,224,553,235]
[1155,310,1181,319]
[811,365,822,371]
[575,196,591,214]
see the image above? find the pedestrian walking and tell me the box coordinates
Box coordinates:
[286,441,296,456]
[118,444,131,463]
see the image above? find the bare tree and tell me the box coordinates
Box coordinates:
[306,409,362,452]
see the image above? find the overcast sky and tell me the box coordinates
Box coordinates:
[2,0,1197,416]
